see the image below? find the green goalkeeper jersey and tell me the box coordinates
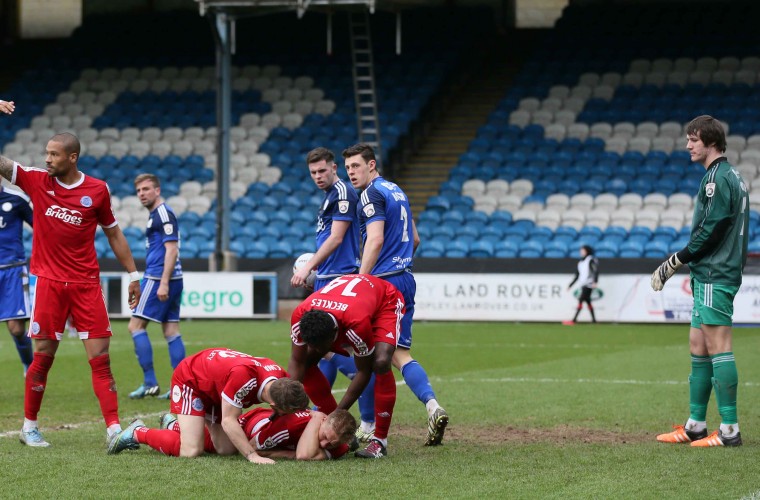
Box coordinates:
[685,157,749,286]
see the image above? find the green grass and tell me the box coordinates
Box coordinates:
[2,320,760,499]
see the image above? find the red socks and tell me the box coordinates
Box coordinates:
[89,354,120,428]
[24,352,55,420]
[373,371,397,440]
[135,428,181,456]
[302,365,338,414]
[135,424,214,456]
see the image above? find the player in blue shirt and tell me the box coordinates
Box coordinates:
[0,184,33,375]
[128,174,185,399]
[291,147,360,291]
[344,143,449,450]
[290,148,365,410]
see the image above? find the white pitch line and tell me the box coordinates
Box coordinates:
[441,376,760,387]
[0,411,164,439]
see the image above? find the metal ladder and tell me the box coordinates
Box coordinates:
[348,9,382,163]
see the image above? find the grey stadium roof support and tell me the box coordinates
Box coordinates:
[195,0,378,270]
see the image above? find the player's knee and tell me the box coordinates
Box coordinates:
[374,352,393,374]
[178,443,204,457]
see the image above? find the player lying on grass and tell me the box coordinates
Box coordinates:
[107,348,308,464]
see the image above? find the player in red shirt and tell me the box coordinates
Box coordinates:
[157,407,356,461]
[0,132,141,447]
[289,274,404,458]
[107,347,309,464]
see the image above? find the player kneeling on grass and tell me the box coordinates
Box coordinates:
[108,348,308,464]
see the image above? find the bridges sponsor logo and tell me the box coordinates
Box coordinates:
[45,205,83,225]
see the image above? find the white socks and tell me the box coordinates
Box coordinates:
[359,420,375,433]
[426,399,441,417]
[720,423,740,438]
[107,424,123,437]
[23,418,37,432]
[685,418,706,433]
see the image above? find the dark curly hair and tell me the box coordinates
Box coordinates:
[299,310,337,346]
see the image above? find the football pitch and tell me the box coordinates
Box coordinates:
[2,320,760,499]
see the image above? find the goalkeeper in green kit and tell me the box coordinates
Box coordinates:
[651,115,749,447]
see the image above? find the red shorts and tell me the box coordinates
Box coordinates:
[29,277,112,340]
[371,287,404,351]
[169,361,220,423]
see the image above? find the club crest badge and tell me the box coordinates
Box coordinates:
[705,182,716,198]
[338,200,349,214]
[80,196,93,207]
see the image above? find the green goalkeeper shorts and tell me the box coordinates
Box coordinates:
[690,277,739,328]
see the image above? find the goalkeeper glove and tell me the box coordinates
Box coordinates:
[651,253,683,291]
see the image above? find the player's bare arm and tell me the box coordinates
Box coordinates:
[295,411,329,460]
[292,220,350,287]
[359,221,384,274]
[337,355,372,410]
[0,155,15,182]
[103,225,141,308]
[159,241,178,301]
[220,401,275,465]
[412,219,420,253]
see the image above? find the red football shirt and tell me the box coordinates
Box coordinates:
[12,164,116,282]
[181,348,288,409]
[240,408,348,459]
[290,274,401,357]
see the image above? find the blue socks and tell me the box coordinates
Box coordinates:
[401,360,436,404]
[358,374,376,423]
[333,354,358,379]
[131,329,158,387]
[166,334,186,369]
[318,358,338,385]
[12,332,33,369]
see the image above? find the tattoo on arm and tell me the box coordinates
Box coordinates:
[0,156,14,182]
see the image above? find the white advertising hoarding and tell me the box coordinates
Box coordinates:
[121,272,254,318]
[414,273,760,323]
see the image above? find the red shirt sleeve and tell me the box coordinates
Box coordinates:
[96,183,117,227]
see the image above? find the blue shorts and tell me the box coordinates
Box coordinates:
[132,278,183,323]
[382,270,415,349]
[0,266,30,322]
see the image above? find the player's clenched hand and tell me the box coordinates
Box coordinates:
[0,100,14,114]
[651,253,682,291]
[128,280,141,308]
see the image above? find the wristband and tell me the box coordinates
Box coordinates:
[129,271,140,282]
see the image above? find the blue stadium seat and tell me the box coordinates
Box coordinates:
[579,226,603,242]
[426,196,451,214]
[468,240,494,258]
[619,240,644,258]
[595,240,619,258]
[418,211,441,225]
[268,241,293,258]
[480,225,505,243]
[529,226,553,243]
[644,240,669,259]
[748,241,760,254]
[490,211,513,225]
[653,226,678,243]
[554,225,579,241]
[494,240,518,258]
[543,240,568,258]
[244,241,268,259]
[628,226,653,242]
[518,240,543,258]
[444,240,469,258]
[418,240,445,258]
[455,225,480,243]
[432,225,457,241]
